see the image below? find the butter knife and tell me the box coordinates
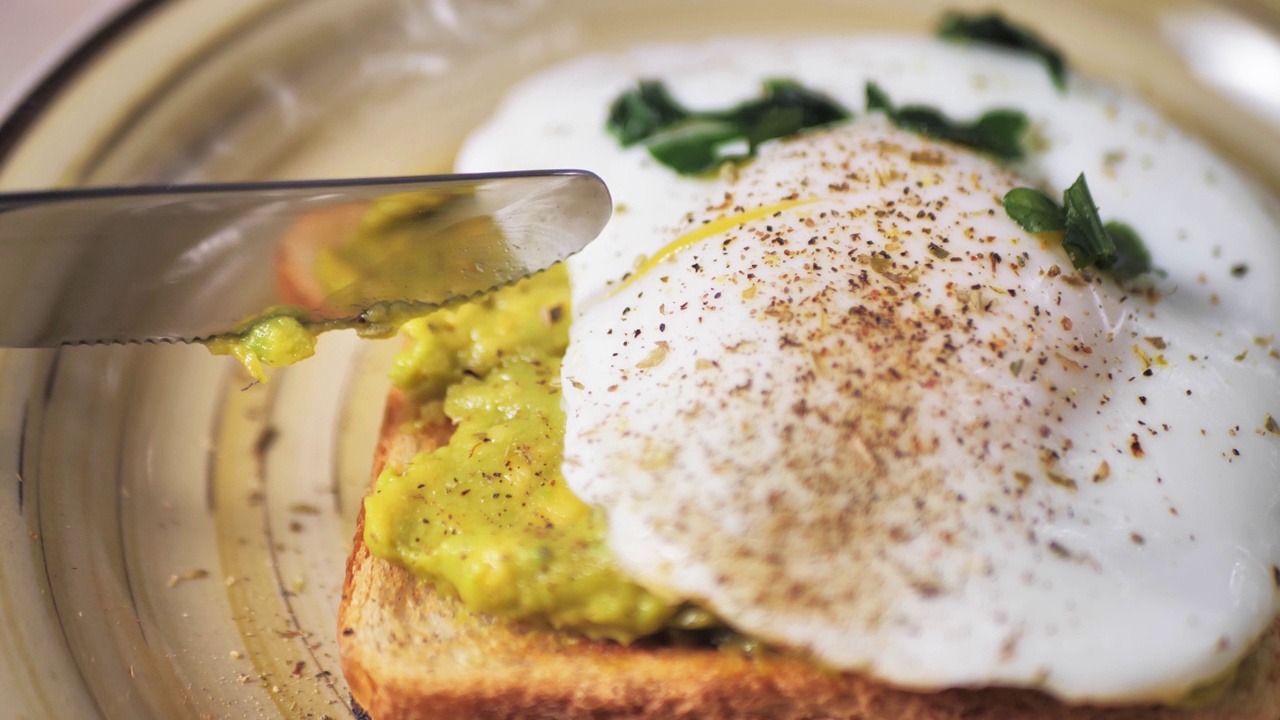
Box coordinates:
[0,169,610,347]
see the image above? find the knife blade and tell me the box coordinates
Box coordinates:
[0,169,611,347]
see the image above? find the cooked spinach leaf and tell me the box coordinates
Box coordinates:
[1002,173,1152,279]
[607,80,691,147]
[864,82,1028,161]
[605,78,850,175]
[1001,187,1065,232]
[938,11,1068,91]
[1098,221,1153,280]
[644,119,746,175]
[1060,173,1115,270]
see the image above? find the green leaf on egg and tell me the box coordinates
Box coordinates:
[1098,221,1153,280]
[737,79,851,137]
[937,10,1068,92]
[605,78,851,175]
[1001,188,1065,232]
[1061,173,1115,270]
[607,80,691,146]
[644,119,748,175]
[971,110,1032,161]
[863,82,1029,161]
[864,81,893,115]
[1002,174,1152,280]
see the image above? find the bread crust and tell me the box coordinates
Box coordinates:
[338,390,1280,720]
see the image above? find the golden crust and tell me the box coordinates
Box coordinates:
[338,390,1280,720]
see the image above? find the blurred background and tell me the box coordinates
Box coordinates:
[0,0,128,114]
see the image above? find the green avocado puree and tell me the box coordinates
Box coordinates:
[206,311,318,383]
[208,188,511,383]
[362,266,681,642]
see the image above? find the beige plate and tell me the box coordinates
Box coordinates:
[0,0,1277,717]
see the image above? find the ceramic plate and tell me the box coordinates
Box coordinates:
[0,0,1276,716]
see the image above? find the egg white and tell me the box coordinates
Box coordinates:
[456,36,1280,702]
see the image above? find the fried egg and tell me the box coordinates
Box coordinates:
[457,36,1280,702]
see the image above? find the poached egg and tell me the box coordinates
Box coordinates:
[457,35,1280,703]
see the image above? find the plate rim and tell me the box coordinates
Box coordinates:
[0,0,170,171]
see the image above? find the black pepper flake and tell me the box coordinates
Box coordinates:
[1230,263,1249,277]
[1129,434,1145,457]
[1272,565,1280,589]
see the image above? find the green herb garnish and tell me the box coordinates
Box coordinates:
[605,78,850,175]
[644,119,746,177]
[1001,173,1152,278]
[1098,221,1152,281]
[864,82,1028,161]
[607,80,691,147]
[937,10,1068,91]
[1061,174,1112,270]
[1001,187,1065,232]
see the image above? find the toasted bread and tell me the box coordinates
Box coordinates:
[337,388,1280,720]
[274,203,369,309]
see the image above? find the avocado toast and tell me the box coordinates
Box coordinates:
[334,273,1280,720]
[339,389,1280,720]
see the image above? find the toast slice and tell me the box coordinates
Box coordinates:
[338,389,1280,720]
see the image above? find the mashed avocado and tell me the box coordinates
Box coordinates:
[362,266,683,642]
[207,311,318,383]
[207,194,683,640]
[209,188,513,382]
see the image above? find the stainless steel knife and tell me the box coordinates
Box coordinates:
[0,169,611,347]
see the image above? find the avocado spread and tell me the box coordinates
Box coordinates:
[209,187,513,382]
[362,265,687,642]
[206,310,318,383]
